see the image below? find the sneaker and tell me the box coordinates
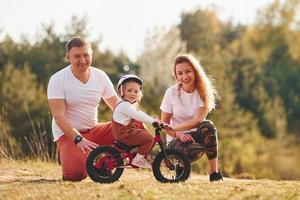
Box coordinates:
[131,156,152,169]
[209,172,223,182]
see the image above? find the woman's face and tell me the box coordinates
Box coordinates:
[122,82,141,103]
[175,62,196,91]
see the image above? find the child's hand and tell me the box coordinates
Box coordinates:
[152,118,164,128]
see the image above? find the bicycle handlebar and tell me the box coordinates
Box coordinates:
[152,121,173,130]
[152,121,160,128]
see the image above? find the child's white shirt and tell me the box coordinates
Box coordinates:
[113,100,155,126]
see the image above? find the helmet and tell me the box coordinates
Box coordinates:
[117,74,143,91]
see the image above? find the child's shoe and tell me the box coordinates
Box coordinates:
[132,154,152,169]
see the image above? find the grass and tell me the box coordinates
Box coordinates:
[0,159,300,200]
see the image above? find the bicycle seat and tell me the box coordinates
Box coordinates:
[113,141,138,152]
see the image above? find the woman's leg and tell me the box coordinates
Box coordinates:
[194,120,219,173]
[208,158,218,173]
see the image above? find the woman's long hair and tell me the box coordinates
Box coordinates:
[173,54,218,112]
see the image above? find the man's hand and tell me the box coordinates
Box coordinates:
[76,138,98,154]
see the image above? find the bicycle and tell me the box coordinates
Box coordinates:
[86,122,191,183]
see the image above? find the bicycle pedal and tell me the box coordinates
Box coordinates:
[117,165,132,169]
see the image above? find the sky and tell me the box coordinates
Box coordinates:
[0,0,274,60]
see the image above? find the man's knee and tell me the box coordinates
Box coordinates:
[63,169,87,181]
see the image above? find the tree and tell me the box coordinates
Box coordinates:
[0,63,49,154]
[137,26,186,114]
[229,0,300,137]
[179,9,222,56]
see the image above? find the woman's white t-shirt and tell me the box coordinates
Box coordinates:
[47,65,117,141]
[160,84,204,142]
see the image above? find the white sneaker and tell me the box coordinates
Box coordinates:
[131,156,152,169]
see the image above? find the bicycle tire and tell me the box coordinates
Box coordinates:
[152,148,191,183]
[86,146,124,183]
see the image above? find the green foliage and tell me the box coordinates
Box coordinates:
[0,63,49,154]
[179,9,222,56]
[228,0,300,137]
[0,110,19,158]
[138,26,186,114]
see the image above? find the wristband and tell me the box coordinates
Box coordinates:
[74,135,83,144]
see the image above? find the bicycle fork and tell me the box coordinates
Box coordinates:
[154,130,175,171]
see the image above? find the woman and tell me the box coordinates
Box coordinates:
[160,54,223,182]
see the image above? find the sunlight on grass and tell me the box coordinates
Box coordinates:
[1,159,300,200]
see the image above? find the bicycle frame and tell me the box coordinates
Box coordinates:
[99,126,174,170]
[86,124,192,183]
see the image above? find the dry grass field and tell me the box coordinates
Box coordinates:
[0,159,299,200]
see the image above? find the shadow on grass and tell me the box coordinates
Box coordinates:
[0,178,63,185]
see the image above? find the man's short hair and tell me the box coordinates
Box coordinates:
[65,36,92,52]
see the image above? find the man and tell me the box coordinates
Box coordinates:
[47,36,118,181]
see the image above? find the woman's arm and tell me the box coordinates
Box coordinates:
[173,106,208,131]
[161,111,176,138]
[161,107,208,143]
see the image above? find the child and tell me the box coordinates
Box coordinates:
[112,74,157,169]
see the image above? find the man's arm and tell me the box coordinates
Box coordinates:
[48,99,80,139]
[103,95,118,110]
[48,99,98,153]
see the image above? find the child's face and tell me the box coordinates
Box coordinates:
[122,82,141,103]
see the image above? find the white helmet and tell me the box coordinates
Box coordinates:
[117,74,143,96]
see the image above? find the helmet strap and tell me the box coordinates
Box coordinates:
[120,85,124,97]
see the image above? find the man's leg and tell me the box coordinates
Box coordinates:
[56,122,115,181]
[57,135,87,181]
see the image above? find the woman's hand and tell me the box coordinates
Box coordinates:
[162,124,177,138]
[177,132,195,143]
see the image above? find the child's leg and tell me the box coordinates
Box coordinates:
[120,129,153,155]
[84,122,115,145]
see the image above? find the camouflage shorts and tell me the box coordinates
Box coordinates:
[167,120,218,162]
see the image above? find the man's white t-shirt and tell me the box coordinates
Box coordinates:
[160,84,204,142]
[47,65,117,141]
[113,100,155,126]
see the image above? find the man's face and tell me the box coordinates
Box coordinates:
[66,45,92,73]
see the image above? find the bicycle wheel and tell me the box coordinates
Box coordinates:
[86,146,124,183]
[152,148,191,183]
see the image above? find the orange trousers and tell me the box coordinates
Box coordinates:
[57,122,114,181]
[112,119,154,155]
